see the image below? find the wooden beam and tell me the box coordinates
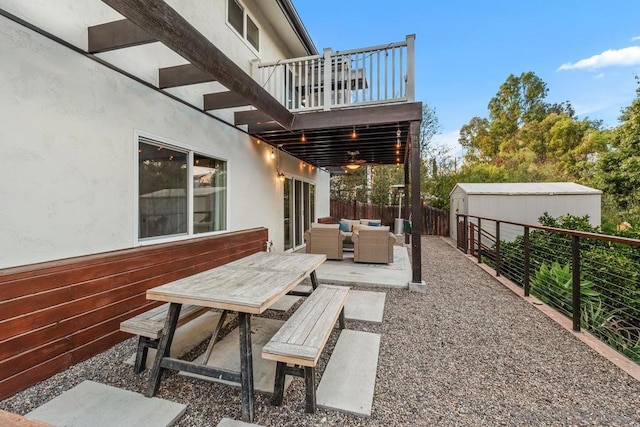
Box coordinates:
[101,0,295,129]
[409,120,422,283]
[159,64,216,88]
[235,110,278,126]
[240,102,422,130]
[204,91,251,110]
[88,19,156,53]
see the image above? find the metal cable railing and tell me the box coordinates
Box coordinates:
[456,214,640,363]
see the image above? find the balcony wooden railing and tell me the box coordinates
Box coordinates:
[254,35,415,112]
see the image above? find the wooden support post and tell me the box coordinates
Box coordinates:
[409,121,422,285]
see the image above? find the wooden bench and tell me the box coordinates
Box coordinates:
[120,303,209,373]
[262,284,350,413]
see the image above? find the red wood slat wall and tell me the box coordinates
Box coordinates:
[0,227,268,400]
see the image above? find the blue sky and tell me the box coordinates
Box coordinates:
[293,0,640,154]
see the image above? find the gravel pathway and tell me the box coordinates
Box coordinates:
[2,236,640,426]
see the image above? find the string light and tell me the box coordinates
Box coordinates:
[396,124,401,148]
[351,126,357,139]
[301,131,307,143]
[271,148,275,159]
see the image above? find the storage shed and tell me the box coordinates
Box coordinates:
[450,182,602,241]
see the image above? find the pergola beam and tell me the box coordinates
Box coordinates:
[204,91,251,110]
[159,64,216,88]
[88,19,156,53]
[240,102,423,130]
[101,0,295,129]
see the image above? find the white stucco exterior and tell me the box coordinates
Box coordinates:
[450,182,602,241]
[0,1,329,268]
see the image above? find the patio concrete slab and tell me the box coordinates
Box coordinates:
[345,290,386,324]
[26,381,185,427]
[315,245,410,288]
[217,418,262,427]
[316,330,381,417]
[181,318,292,394]
[125,311,232,371]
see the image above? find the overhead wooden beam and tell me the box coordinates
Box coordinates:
[88,19,156,53]
[101,0,295,129]
[240,102,422,130]
[204,91,251,110]
[159,64,216,88]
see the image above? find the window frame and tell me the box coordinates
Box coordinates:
[226,0,261,54]
[134,131,229,245]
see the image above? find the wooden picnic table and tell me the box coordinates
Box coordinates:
[145,251,326,422]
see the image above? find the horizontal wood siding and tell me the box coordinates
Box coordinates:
[0,228,268,400]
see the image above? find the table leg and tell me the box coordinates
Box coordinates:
[146,302,181,398]
[201,310,228,364]
[239,312,255,422]
[310,270,319,290]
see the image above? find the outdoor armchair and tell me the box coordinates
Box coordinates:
[352,225,395,264]
[304,223,346,260]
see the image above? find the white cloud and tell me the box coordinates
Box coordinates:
[558,46,640,71]
[632,36,640,42]
[595,73,605,79]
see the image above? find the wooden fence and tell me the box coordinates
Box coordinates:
[329,200,449,237]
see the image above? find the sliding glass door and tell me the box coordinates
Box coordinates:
[283,178,315,251]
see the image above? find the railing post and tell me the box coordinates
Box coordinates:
[477,219,482,263]
[572,235,581,332]
[405,34,415,101]
[463,216,468,254]
[523,226,530,296]
[495,221,501,277]
[323,48,332,111]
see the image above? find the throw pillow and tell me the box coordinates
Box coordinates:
[339,220,350,232]
[368,221,381,227]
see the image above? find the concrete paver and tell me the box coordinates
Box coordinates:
[316,330,380,417]
[26,381,185,427]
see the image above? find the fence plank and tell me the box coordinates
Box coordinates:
[329,200,449,237]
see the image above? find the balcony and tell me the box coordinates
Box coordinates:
[255,35,415,113]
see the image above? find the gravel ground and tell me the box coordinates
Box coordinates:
[2,236,640,426]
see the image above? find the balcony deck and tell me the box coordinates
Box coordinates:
[2,237,639,425]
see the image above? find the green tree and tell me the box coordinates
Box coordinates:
[597,77,640,224]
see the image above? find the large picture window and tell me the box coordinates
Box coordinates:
[138,137,227,241]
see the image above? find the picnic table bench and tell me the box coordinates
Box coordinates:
[120,303,210,373]
[262,284,350,413]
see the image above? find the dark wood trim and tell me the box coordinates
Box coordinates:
[409,121,422,283]
[159,64,216,88]
[88,19,156,53]
[0,228,268,400]
[101,0,295,129]
[204,91,251,110]
[241,102,423,131]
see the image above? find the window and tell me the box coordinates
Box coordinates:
[138,137,227,241]
[227,0,260,52]
[246,15,259,51]
[227,0,243,35]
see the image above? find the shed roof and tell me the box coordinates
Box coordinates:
[452,182,602,196]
